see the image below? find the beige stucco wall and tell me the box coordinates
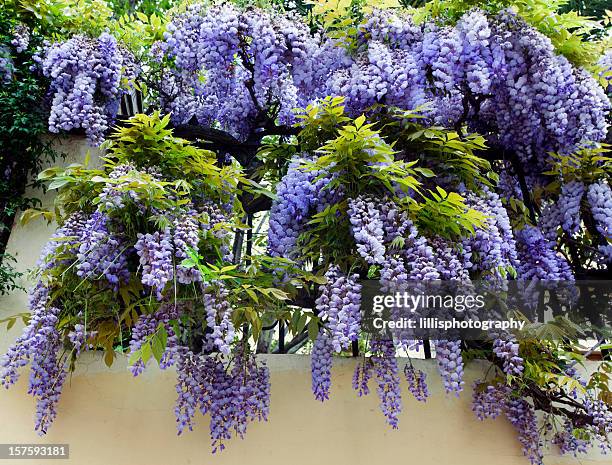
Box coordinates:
[0,136,610,465]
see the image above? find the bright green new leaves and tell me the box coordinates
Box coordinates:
[8,0,114,37]
[545,144,612,187]
[103,112,243,191]
[412,186,488,239]
[314,114,421,198]
[182,249,323,343]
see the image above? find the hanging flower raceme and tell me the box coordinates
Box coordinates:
[404,364,429,402]
[41,33,138,145]
[315,265,362,353]
[311,330,333,402]
[587,181,612,262]
[268,156,339,262]
[173,349,270,453]
[515,226,574,280]
[202,282,235,355]
[434,340,465,396]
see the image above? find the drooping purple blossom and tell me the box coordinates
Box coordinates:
[515,226,574,281]
[471,381,510,420]
[173,211,202,284]
[504,398,543,465]
[42,33,137,145]
[404,364,429,402]
[76,211,130,291]
[311,330,333,402]
[202,282,235,355]
[128,302,182,376]
[268,157,335,260]
[11,24,30,53]
[434,339,464,396]
[370,340,402,428]
[315,265,362,352]
[558,181,584,236]
[493,336,524,376]
[348,196,386,264]
[587,181,612,262]
[134,228,174,300]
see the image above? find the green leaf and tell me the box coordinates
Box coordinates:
[104,350,115,368]
[47,178,71,190]
[151,335,164,363]
[141,341,152,364]
[128,349,141,367]
[308,319,320,341]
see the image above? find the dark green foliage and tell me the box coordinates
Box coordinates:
[0,254,24,295]
[0,10,56,257]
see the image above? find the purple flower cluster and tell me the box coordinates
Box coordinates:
[431,237,470,281]
[68,323,96,356]
[585,398,612,453]
[434,340,464,396]
[42,33,137,145]
[1,284,51,388]
[268,157,334,260]
[538,201,562,241]
[370,340,402,428]
[515,226,573,280]
[472,382,545,464]
[161,4,328,139]
[558,181,584,236]
[461,187,518,279]
[587,181,612,262]
[348,196,386,264]
[27,308,67,435]
[359,8,421,49]
[11,24,30,53]
[493,336,524,376]
[504,398,543,465]
[208,353,270,452]
[471,381,509,420]
[174,350,212,435]
[202,282,235,355]
[37,212,88,271]
[128,302,182,376]
[174,350,270,453]
[326,40,428,115]
[0,284,67,435]
[403,364,429,402]
[401,233,441,281]
[0,46,12,84]
[352,359,373,397]
[377,198,440,282]
[311,330,333,402]
[315,265,361,352]
[135,228,174,300]
[552,420,589,456]
[488,11,608,168]
[76,212,130,291]
[173,212,202,284]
